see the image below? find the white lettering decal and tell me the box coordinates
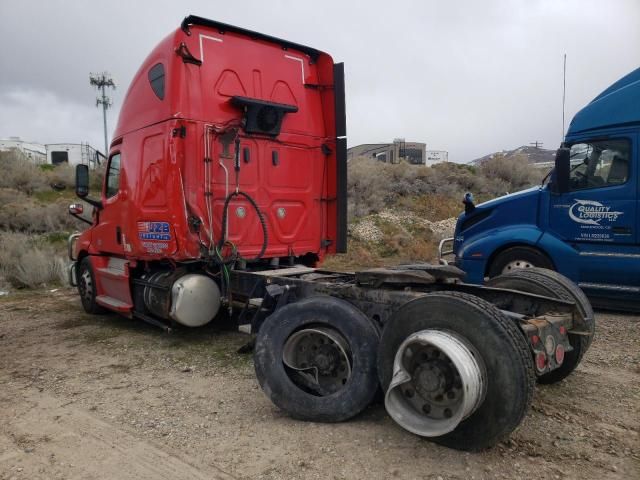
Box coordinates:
[568,200,623,225]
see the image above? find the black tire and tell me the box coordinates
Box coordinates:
[488,246,554,278]
[378,291,534,451]
[254,296,379,422]
[77,257,107,314]
[486,267,595,384]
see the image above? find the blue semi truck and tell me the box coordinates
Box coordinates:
[440,67,640,310]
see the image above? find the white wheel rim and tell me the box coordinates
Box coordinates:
[384,330,486,437]
[80,269,93,302]
[502,259,534,273]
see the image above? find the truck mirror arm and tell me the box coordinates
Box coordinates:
[70,212,93,225]
[78,196,103,209]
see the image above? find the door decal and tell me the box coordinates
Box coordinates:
[568,199,624,225]
[137,221,172,254]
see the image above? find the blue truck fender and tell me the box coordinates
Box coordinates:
[457,225,545,283]
[458,225,545,261]
[536,232,581,280]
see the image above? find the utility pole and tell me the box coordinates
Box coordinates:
[530,141,544,149]
[562,53,567,141]
[90,72,116,156]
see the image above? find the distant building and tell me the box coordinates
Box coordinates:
[348,139,448,166]
[0,137,105,168]
[46,143,106,169]
[425,150,449,167]
[0,137,47,164]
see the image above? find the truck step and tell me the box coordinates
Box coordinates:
[96,267,128,279]
[96,295,132,312]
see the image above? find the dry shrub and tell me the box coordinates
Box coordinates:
[348,155,544,219]
[0,149,104,195]
[0,149,48,194]
[478,153,545,193]
[323,217,437,271]
[46,163,76,189]
[0,232,67,288]
[322,239,388,271]
[0,193,83,233]
[348,157,391,217]
[90,164,106,192]
[399,194,461,221]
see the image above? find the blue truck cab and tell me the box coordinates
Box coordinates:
[441,67,640,310]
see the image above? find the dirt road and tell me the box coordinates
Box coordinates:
[1,290,638,479]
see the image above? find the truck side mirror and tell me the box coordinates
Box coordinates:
[75,164,103,209]
[552,147,570,194]
[76,164,90,198]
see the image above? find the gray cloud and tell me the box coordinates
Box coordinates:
[1,0,638,161]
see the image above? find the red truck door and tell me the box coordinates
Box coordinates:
[92,152,126,255]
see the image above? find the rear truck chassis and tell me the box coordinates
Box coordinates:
[68,247,594,451]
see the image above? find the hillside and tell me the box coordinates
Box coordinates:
[323,155,546,270]
[470,145,555,166]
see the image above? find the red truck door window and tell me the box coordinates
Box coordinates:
[106,153,121,198]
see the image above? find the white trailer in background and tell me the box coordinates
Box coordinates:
[0,137,47,164]
[45,143,106,169]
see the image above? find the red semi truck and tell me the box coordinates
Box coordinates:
[68,15,595,450]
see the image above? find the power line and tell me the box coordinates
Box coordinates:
[89,72,116,156]
[530,141,544,149]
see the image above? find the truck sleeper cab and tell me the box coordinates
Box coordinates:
[68,15,595,451]
[442,67,640,311]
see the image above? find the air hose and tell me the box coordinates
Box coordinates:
[217,136,268,262]
[218,190,268,261]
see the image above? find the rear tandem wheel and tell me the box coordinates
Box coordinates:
[486,267,595,384]
[253,296,380,422]
[377,291,535,451]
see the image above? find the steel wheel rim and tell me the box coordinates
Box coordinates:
[79,269,93,303]
[282,327,352,397]
[384,330,486,437]
[502,259,534,273]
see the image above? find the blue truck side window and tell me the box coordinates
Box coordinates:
[568,139,630,191]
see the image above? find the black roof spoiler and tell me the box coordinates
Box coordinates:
[181,15,322,63]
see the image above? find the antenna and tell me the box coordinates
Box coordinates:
[562,53,567,141]
[90,72,116,156]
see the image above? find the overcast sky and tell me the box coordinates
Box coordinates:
[0,0,638,162]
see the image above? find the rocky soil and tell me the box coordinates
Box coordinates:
[349,210,457,243]
[0,289,638,480]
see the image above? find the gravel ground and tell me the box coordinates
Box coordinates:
[349,211,456,243]
[0,289,638,480]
